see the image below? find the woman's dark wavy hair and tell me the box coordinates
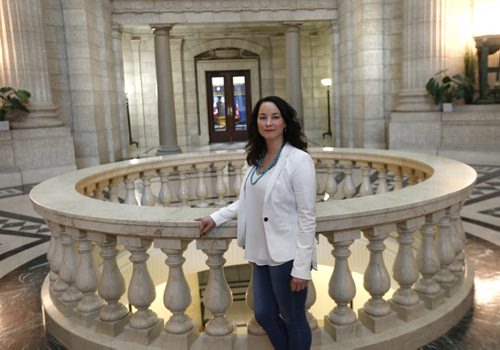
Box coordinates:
[245,95,307,166]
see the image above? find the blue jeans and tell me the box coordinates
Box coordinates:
[252,260,311,350]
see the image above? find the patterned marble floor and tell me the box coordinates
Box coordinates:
[0,165,499,349]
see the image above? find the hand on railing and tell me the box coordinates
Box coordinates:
[195,216,216,236]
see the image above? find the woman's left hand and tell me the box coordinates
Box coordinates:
[290,277,309,292]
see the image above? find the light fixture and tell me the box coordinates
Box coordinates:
[321,78,332,87]
[321,78,332,139]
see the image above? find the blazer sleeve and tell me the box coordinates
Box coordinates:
[290,152,317,280]
[210,199,239,227]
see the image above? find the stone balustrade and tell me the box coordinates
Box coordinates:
[30,148,476,349]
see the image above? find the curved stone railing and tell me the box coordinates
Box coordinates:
[30,148,476,349]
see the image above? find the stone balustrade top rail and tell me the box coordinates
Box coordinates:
[30,148,476,238]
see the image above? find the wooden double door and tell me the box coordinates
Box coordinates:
[206,70,251,143]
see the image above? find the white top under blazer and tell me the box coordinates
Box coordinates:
[210,143,317,280]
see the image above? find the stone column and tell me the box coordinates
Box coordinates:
[394,0,446,112]
[284,22,304,121]
[150,24,181,155]
[0,0,62,128]
[111,23,130,160]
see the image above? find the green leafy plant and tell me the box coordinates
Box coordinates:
[0,87,31,121]
[463,49,476,104]
[425,70,466,105]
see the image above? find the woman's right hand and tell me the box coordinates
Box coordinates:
[195,216,215,236]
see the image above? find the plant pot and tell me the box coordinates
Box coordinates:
[0,120,9,131]
[442,103,453,112]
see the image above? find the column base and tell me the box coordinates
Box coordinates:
[357,309,398,333]
[417,289,446,310]
[94,313,131,337]
[156,144,181,155]
[323,315,362,341]
[57,298,79,318]
[160,326,199,350]
[123,319,164,345]
[388,299,426,322]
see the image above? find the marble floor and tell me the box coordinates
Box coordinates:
[0,164,499,350]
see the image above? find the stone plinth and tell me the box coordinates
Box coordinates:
[0,126,76,187]
[323,316,362,342]
[358,309,398,333]
[123,319,164,345]
[95,314,131,337]
[159,326,199,350]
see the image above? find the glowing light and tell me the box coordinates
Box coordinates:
[321,78,332,87]
[473,0,500,36]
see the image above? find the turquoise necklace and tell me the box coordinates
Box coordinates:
[250,143,285,185]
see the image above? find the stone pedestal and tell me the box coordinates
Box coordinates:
[94,314,131,337]
[323,315,362,342]
[357,309,398,333]
[199,333,236,350]
[389,112,442,153]
[159,326,199,350]
[388,299,426,322]
[417,289,446,310]
[123,319,164,345]
[0,126,76,187]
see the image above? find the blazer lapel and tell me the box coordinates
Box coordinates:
[263,143,291,203]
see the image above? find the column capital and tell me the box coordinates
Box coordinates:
[150,23,173,34]
[283,21,303,31]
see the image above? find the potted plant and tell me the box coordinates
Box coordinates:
[0,86,31,130]
[425,70,465,112]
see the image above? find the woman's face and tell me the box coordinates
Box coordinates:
[257,101,286,144]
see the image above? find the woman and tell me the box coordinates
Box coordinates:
[196,96,317,350]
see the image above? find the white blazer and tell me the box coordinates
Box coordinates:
[211,143,317,280]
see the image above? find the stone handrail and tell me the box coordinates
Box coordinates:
[30,148,476,349]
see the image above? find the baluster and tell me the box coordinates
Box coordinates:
[323,230,362,341]
[358,162,373,196]
[453,203,467,280]
[75,230,104,326]
[213,162,228,206]
[358,225,398,332]
[448,204,465,284]
[306,279,319,331]
[85,183,96,198]
[119,237,163,344]
[158,168,172,207]
[46,222,61,286]
[124,173,139,205]
[93,234,130,336]
[415,212,446,309]
[324,160,338,200]
[246,269,266,336]
[341,161,355,199]
[231,161,244,197]
[195,163,209,208]
[95,181,106,200]
[389,218,426,321]
[59,230,82,315]
[108,177,122,203]
[177,165,191,207]
[389,165,404,190]
[316,160,325,199]
[156,239,198,349]
[434,208,458,296]
[141,170,156,206]
[407,169,418,186]
[375,165,388,194]
[196,239,234,340]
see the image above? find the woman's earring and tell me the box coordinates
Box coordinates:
[284,127,287,133]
